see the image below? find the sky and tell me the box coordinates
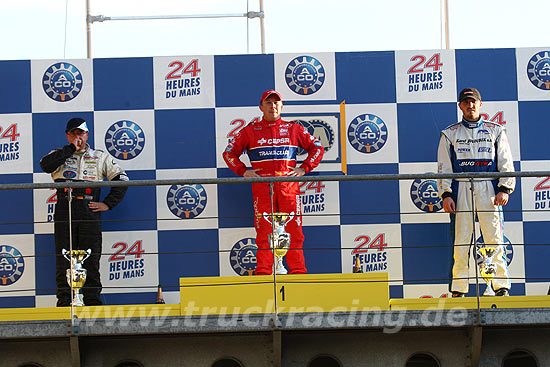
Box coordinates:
[0,0,549,60]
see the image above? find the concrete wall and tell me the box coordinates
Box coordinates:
[0,339,72,366]
[80,334,274,367]
[283,330,470,367]
[479,328,550,367]
[2,328,549,367]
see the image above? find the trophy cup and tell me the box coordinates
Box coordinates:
[263,212,294,275]
[477,246,497,296]
[62,249,91,306]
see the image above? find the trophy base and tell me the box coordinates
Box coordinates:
[275,259,288,275]
[71,293,85,307]
[483,283,496,296]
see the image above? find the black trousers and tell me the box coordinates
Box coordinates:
[54,197,102,306]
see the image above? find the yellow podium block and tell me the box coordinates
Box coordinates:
[72,304,181,319]
[180,273,389,316]
[390,295,550,310]
[0,304,180,322]
[0,306,70,322]
[275,273,389,313]
[180,275,275,316]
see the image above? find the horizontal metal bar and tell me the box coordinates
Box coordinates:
[0,171,547,191]
[3,309,550,338]
[89,11,264,23]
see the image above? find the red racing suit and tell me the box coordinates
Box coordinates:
[223,118,324,274]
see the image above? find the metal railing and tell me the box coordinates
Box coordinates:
[1,170,549,329]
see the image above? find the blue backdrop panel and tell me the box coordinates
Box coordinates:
[101,169,157,232]
[335,51,396,104]
[0,47,549,306]
[523,221,550,283]
[0,60,31,114]
[340,164,400,225]
[158,229,220,287]
[401,223,453,285]
[396,102,457,163]
[216,168,255,229]
[455,48,518,101]
[0,296,34,309]
[303,225,342,274]
[34,233,56,296]
[102,291,157,306]
[154,108,216,169]
[518,101,550,160]
[93,57,154,111]
[214,54,275,107]
[0,174,33,234]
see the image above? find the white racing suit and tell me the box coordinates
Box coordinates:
[437,119,515,294]
[40,143,128,306]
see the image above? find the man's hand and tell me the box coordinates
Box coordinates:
[89,201,109,212]
[494,192,509,206]
[443,197,456,214]
[243,169,261,178]
[287,167,306,177]
[72,136,85,151]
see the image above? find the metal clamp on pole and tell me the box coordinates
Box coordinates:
[247,11,264,19]
[88,14,108,23]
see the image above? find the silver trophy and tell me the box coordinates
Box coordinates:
[263,212,294,275]
[62,249,91,306]
[477,246,497,296]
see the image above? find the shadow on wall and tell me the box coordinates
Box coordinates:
[502,349,539,367]
[308,354,342,367]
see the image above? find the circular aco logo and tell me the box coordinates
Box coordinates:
[0,245,25,286]
[230,238,258,276]
[62,171,77,179]
[285,55,325,95]
[348,114,388,153]
[42,62,83,102]
[166,184,207,219]
[294,119,335,156]
[475,236,513,266]
[410,179,442,212]
[527,51,550,90]
[105,120,145,160]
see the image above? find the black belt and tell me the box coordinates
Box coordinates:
[57,194,94,200]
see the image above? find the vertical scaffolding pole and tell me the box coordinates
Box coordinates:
[259,0,266,54]
[86,0,92,58]
[441,0,450,49]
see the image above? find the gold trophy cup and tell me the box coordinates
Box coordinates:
[62,249,91,306]
[263,212,294,275]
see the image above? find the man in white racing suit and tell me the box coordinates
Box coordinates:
[437,88,515,297]
[40,117,128,306]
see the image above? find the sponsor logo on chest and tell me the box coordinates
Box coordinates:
[257,137,290,145]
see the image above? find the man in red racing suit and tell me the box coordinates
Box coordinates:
[223,90,324,275]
